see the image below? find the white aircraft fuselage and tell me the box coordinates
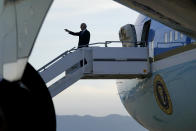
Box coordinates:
[117,14,196,131]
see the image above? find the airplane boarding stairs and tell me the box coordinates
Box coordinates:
[38,46,150,97]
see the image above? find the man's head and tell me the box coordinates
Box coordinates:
[80,23,87,31]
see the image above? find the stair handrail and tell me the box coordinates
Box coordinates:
[38,47,76,72]
[89,41,147,47]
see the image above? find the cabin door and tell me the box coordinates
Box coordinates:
[141,20,151,47]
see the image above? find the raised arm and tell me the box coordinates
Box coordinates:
[64,29,80,36]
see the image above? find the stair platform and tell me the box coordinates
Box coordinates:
[38,47,150,97]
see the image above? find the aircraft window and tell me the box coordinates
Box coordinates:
[180,33,184,39]
[164,33,168,43]
[175,31,178,40]
[170,31,173,42]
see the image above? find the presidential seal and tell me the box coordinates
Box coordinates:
[153,74,173,115]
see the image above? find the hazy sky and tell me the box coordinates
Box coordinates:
[29,0,139,116]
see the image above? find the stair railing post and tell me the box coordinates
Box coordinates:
[82,48,85,73]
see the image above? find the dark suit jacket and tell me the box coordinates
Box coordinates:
[69,30,90,48]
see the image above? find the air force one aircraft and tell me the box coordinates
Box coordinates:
[0,0,196,131]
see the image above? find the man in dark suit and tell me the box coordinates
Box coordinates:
[65,23,90,48]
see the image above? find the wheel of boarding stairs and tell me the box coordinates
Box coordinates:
[0,63,56,131]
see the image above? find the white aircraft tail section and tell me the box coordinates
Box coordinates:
[38,47,150,97]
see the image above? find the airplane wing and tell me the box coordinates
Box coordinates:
[113,0,196,39]
[0,0,53,81]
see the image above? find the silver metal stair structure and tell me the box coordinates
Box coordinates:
[38,43,150,97]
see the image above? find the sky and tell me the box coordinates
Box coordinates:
[29,0,139,116]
